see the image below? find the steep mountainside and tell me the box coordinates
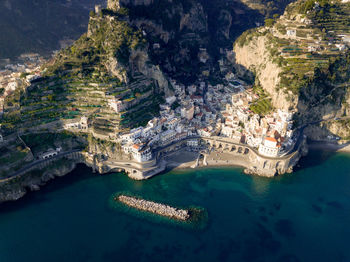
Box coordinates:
[239,0,294,17]
[115,0,265,82]
[234,0,350,139]
[1,0,291,136]
[0,0,298,184]
[0,0,104,60]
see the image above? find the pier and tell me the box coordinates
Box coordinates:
[117,195,190,221]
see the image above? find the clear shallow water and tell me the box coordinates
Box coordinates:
[1,150,350,262]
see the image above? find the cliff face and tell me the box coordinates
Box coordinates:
[1,0,271,135]
[0,160,77,203]
[234,0,350,139]
[239,0,294,17]
[234,34,293,111]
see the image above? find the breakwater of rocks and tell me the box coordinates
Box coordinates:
[117,195,190,221]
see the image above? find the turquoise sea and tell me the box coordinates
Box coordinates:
[1,149,350,262]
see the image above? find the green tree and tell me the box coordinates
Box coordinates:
[265,18,275,27]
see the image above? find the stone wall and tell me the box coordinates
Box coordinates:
[245,137,308,177]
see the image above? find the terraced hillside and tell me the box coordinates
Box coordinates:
[0,0,294,137]
[234,0,350,139]
[0,3,175,139]
[0,137,33,178]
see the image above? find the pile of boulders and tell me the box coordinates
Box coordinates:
[118,195,190,220]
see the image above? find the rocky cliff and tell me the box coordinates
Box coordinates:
[0,0,276,135]
[0,160,77,203]
[234,0,350,139]
[235,34,290,110]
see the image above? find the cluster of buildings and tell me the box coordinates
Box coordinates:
[116,73,296,162]
[0,53,44,117]
[221,89,294,157]
[116,79,230,163]
[276,0,350,57]
[0,53,297,162]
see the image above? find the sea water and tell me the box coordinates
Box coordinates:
[0,149,349,262]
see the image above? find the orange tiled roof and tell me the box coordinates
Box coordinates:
[265,137,277,142]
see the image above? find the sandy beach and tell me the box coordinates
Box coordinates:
[164,149,250,171]
[163,140,350,175]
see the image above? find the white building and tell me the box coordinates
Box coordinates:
[64,116,89,130]
[308,45,319,52]
[132,144,153,162]
[286,29,296,37]
[41,147,62,160]
[6,82,17,91]
[335,44,347,51]
[166,96,176,105]
[142,126,154,138]
[165,118,180,130]
[277,109,293,121]
[221,124,234,138]
[187,139,199,147]
[339,34,350,43]
[187,85,196,94]
[301,18,313,25]
[95,5,101,14]
[246,135,262,148]
[198,48,209,63]
[198,128,211,137]
[149,134,160,145]
[109,99,125,113]
[236,108,249,123]
[160,129,176,145]
[225,72,235,81]
[80,116,88,130]
[181,105,194,120]
[258,137,281,157]
[190,95,204,104]
[121,127,143,143]
[175,132,187,141]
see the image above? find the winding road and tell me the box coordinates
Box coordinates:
[1,149,81,182]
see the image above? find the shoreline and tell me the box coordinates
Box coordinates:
[3,139,347,204]
[163,149,254,177]
[307,140,350,153]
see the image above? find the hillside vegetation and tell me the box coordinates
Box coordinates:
[234,0,350,138]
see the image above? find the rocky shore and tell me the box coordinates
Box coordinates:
[0,160,77,203]
[117,195,190,221]
[0,136,308,204]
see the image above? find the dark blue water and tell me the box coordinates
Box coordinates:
[1,150,350,262]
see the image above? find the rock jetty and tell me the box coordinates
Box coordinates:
[117,195,190,221]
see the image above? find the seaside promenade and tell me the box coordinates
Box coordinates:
[0,129,307,184]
